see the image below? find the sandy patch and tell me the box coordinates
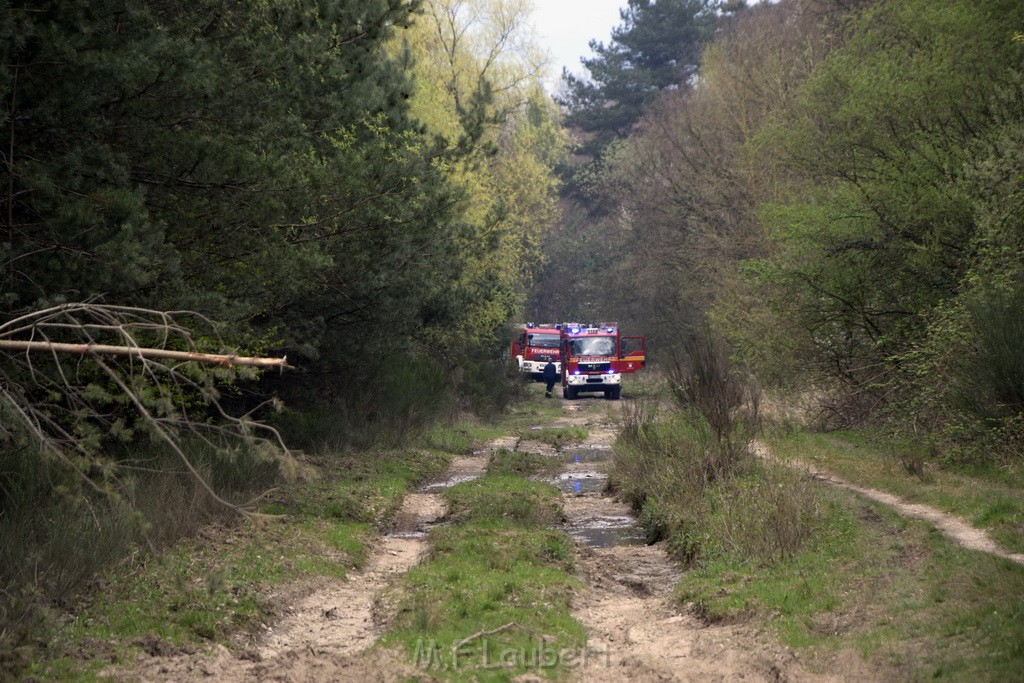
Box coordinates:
[572,545,824,682]
[118,484,450,681]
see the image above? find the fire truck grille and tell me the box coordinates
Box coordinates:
[580,362,611,373]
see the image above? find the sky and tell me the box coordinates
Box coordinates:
[529,0,627,88]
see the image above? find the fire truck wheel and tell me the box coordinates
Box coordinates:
[609,386,621,400]
[566,386,578,400]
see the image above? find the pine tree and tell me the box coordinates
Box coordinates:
[558,0,717,158]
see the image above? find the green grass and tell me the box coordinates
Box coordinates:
[426,424,478,454]
[444,475,564,526]
[426,389,570,454]
[487,448,562,477]
[766,429,1024,552]
[266,448,451,528]
[383,477,584,681]
[28,518,370,680]
[675,483,1024,679]
[26,448,451,680]
[621,369,669,401]
[613,413,820,565]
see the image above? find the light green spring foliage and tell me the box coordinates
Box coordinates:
[537,0,1024,455]
[394,0,568,355]
[0,0,566,383]
[0,0,567,666]
[742,0,1024,438]
[0,0,574,467]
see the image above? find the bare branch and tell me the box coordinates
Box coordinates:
[0,302,293,515]
[0,340,288,368]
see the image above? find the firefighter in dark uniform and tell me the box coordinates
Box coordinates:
[542,360,558,398]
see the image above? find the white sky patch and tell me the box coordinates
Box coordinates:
[529,0,627,88]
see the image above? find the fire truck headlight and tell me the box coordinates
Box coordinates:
[573,370,581,375]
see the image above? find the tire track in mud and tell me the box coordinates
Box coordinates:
[119,446,503,682]
[553,398,822,682]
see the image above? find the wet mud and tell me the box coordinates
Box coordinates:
[555,398,822,681]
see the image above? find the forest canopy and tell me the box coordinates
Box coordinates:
[1,0,564,418]
[540,0,1024,459]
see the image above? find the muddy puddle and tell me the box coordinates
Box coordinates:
[561,445,613,464]
[385,530,428,540]
[416,455,487,494]
[553,471,607,494]
[554,430,645,548]
[416,473,479,493]
[565,515,647,547]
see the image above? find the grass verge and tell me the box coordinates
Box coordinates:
[766,429,1024,553]
[25,447,451,680]
[426,386,567,451]
[266,448,450,528]
[382,476,584,680]
[487,448,563,478]
[675,485,1024,680]
[613,414,820,564]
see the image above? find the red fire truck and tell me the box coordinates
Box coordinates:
[559,322,646,400]
[509,323,562,380]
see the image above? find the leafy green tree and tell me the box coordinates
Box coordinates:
[395,0,566,361]
[0,0,440,334]
[753,0,1024,397]
[0,0,494,391]
[533,1,835,354]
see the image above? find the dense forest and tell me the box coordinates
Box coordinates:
[2,0,1023,671]
[0,0,562,655]
[535,0,1024,461]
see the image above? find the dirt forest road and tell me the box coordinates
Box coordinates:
[549,398,826,682]
[121,392,843,682]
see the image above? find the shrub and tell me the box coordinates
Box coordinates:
[953,285,1024,426]
[454,356,521,417]
[271,355,456,451]
[615,361,820,567]
[0,436,283,676]
[703,465,819,562]
[667,333,760,460]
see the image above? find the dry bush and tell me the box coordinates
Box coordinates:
[667,333,761,463]
[616,359,820,567]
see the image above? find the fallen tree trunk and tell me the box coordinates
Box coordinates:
[0,339,288,368]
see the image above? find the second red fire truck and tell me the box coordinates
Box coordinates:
[559,322,646,400]
[509,323,562,380]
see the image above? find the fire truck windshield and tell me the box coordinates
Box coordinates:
[570,337,615,357]
[528,334,559,349]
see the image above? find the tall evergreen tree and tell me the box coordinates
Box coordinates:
[0,0,477,363]
[558,0,718,157]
